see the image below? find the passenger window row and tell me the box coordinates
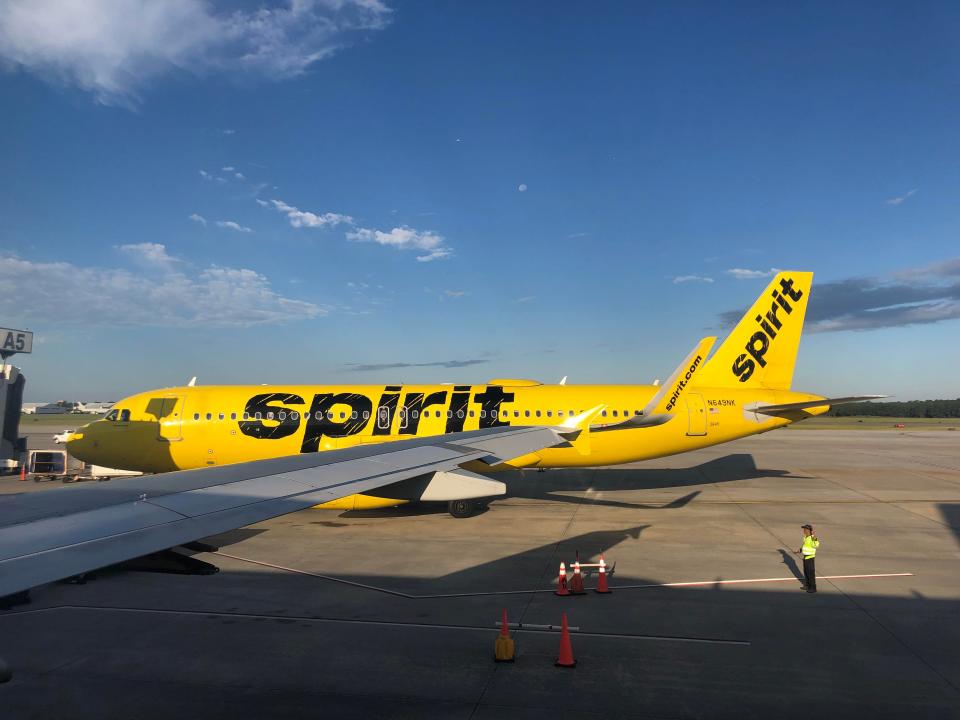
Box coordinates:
[186,408,645,422]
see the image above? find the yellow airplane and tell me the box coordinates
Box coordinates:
[67,271,879,516]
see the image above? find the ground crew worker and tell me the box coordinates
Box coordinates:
[795,524,820,593]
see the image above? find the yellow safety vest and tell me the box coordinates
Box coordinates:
[801,535,820,558]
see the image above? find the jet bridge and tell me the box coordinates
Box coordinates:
[0,365,27,472]
[0,327,32,472]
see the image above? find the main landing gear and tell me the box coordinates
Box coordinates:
[447,499,487,518]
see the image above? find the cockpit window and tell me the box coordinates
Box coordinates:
[119,409,131,422]
[104,409,119,421]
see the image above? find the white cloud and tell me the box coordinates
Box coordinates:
[417,249,452,262]
[672,275,714,284]
[221,166,235,172]
[234,172,245,180]
[262,197,452,262]
[0,0,392,106]
[0,252,323,326]
[518,183,528,192]
[443,290,467,298]
[216,220,253,233]
[515,296,536,303]
[118,242,178,268]
[346,225,452,262]
[264,198,353,228]
[188,212,206,226]
[199,169,213,180]
[886,189,918,206]
[221,128,236,135]
[725,267,781,280]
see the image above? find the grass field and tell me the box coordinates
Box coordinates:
[19,413,104,429]
[788,416,959,430]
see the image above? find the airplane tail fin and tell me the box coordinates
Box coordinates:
[695,271,813,390]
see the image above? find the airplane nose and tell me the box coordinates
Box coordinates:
[65,427,97,464]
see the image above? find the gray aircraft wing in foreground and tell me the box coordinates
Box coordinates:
[0,426,565,598]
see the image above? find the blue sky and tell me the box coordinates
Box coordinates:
[1,1,958,401]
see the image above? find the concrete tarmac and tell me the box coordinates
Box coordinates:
[1,429,958,719]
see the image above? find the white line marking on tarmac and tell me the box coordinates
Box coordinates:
[0,605,749,645]
[211,551,912,598]
[614,573,915,590]
[214,551,413,597]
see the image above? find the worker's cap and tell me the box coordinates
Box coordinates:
[801,524,813,530]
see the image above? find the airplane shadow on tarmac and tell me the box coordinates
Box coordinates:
[4,510,959,718]
[342,453,808,517]
[83,522,653,591]
[941,502,960,547]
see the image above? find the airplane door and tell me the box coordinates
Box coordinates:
[158,396,184,441]
[376,405,391,431]
[685,393,708,436]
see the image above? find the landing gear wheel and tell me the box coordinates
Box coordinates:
[448,499,476,518]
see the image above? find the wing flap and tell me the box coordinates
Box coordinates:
[1,501,186,560]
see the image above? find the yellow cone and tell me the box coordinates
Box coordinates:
[495,608,515,662]
[495,634,515,662]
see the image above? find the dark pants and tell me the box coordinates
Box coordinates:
[803,557,817,592]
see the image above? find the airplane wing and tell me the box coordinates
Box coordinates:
[746,395,887,416]
[0,426,564,598]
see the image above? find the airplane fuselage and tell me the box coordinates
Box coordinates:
[65,272,834,513]
[68,379,824,478]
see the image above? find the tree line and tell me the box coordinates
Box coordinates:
[827,399,960,418]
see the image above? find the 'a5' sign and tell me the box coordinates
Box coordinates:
[0,328,33,354]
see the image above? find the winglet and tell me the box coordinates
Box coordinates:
[558,404,605,455]
[587,338,715,435]
[642,337,716,416]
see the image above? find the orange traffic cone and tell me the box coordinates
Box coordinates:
[595,553,611,594]
[494,607,515,662]
[18,464,26,481]
[554,612,576,668]
[555,562,570,596]
[569,559,585,594]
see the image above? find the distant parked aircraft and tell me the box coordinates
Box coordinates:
[22,401,114,415]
